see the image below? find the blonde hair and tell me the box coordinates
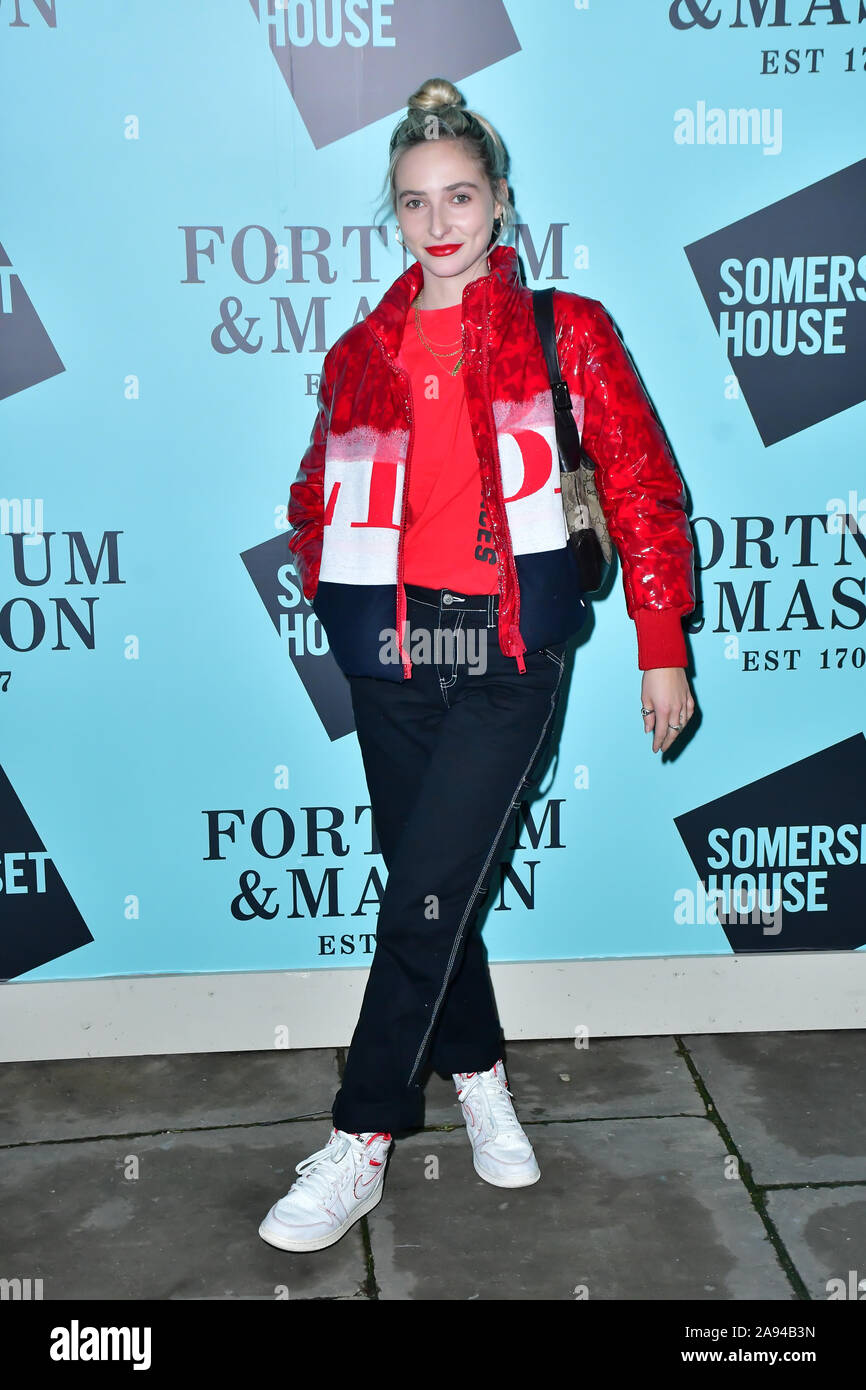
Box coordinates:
[375,77,514,250]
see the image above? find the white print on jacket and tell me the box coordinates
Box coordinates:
[318,390,580,586]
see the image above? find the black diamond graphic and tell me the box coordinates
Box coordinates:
[241,533,354,741]
[249,0,521,148]
[0,239,65,402]
[0,762,94,980]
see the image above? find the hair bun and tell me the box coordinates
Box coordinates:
[407,77,466,114]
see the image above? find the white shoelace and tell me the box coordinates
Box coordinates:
[288,1131,366,1205]
[459,1069,522,1139]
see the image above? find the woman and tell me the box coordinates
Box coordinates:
[259,77,696,1254]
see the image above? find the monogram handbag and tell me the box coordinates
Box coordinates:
[531,287,613,593]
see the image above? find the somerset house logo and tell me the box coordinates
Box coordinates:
[684,158,866,446]
[247,0,520,147]
[675,734,866,955]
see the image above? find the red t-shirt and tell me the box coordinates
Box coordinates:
[397,301,500,594]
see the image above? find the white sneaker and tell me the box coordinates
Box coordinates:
[453,1060,541,1188]
[258,1127,392,1252]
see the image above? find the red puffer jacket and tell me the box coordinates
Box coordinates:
[288,243,695,681]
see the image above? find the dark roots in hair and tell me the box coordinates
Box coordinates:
[374,76,515,249]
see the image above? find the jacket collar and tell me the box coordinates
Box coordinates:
[364,243,524,361]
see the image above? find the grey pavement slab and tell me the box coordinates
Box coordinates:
[0,1120,367,1300]
[680,1032,866,1184]
[3,1037,864,1301]
[368,1119,794,1300]
[765,1188,866,1302]
[422,1036,704,1126]
[0,1049,340,1145]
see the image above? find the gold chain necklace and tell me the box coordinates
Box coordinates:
[414,312,461,348]
[414,293,464,376]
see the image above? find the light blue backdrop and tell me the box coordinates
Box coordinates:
[2,0,864,981]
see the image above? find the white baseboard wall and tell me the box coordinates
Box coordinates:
[1,953,864,1062]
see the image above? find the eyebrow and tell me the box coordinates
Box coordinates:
[397,180,480,199]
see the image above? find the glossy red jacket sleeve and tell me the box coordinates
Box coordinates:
[578,299,696,669]
[286,342,339,601]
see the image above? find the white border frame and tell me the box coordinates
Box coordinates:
[2,953,864,1061]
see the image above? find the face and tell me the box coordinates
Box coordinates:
[394,137,505,290]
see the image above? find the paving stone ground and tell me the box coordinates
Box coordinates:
[1,1033,864,1300]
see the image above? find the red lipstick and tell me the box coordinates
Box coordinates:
[425,244,461,256]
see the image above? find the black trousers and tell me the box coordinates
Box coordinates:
[330,583,567,1136]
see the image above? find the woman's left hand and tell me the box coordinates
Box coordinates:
[640,668,695,754]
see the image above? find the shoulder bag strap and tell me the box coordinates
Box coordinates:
[531,287,584,473]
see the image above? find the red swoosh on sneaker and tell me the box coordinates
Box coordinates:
[354,1170,381,1200]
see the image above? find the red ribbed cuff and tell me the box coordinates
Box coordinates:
[633,608,689,670]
